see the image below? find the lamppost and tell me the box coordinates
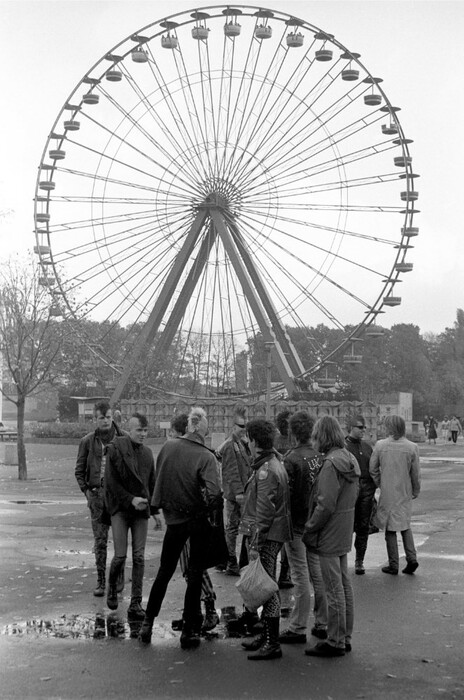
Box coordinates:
[264,341,274,420]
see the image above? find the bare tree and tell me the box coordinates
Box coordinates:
[0,254,64,479]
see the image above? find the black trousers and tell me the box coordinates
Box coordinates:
[354,479,376,560]
[145,518,208,630]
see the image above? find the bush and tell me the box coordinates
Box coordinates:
[30,422,87,439]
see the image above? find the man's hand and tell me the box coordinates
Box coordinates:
[131,496,148,510]
[153,515,162,530]
[235,493,244,506]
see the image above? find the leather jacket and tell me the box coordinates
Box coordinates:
[239,450,293,547]
[75,422,126,493]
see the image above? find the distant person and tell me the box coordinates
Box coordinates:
[139,407,222,649]
[104,413,156,618]
[303,416,360,657]
[345,415,375,575]
[75,400,126,597]
[369,415,421,576]
[441,416,450,441]
[448,415,462,444]
[428,416,438,444]
[278,411,327,646]
[423,415,429,437]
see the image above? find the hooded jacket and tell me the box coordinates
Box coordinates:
[303,447,360,557]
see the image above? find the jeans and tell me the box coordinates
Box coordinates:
[319,554,354,649]
[225,500,242,563]
[354,479,376,561]
[109,511,148,603]
[145,519,209,630]
[87,488,109,573]
[385,529,417,569]
[285,536,327,634]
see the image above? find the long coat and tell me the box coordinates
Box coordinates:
[369,436,420,531]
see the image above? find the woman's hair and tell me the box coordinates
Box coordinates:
[187,406,208,435]
[275,409,291,437]
[385,415,406,439]
[311,415,345,454]
[289,411,315,443]
[171,412,188,436]
[246,419,275,451]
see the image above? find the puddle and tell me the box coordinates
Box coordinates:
[0,607,276,641]
[5,500,53,505]
[1,613,176,640]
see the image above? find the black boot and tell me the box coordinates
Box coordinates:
[138,615,154,644]
[106,583,118,610]
[202,598,219,632]
[247,618,282,660]
[241,631,265,651]
[93,570,105,597]
[180,614,203,650]
[116,566,125,593]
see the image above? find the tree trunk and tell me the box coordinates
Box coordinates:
[17,397,27,480]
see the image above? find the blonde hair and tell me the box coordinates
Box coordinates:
[187,406,208,436]
[312,415,345,454]
[385,415,405,440]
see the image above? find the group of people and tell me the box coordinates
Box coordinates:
[75,402,421,659]
[424,415,462,444]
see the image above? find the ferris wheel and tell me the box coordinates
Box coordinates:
[33,5,418,401]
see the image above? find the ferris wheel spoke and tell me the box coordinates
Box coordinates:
[238,215,374,310]
[98,83,202,187]
[113,52,208,184]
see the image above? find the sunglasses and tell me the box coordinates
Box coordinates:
[235,423,246,428]
[355,425,365,430]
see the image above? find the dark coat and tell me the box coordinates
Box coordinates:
[104,436,155,518]
[240,451,293,547]
[75,422,126,493]
[283,444,322,535]
[152,432,222,525]
[220,434,252,500]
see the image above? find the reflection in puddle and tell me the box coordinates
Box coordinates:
[1,614,163,640]
[1,605,291,642]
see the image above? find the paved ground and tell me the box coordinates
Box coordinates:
[0,439,463,699]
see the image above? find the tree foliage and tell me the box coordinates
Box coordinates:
[0,255,67,479]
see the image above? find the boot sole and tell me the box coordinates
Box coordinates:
[247,650,282,660]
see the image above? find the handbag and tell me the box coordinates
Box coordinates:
[201,518,229,569]
[235,555,279,611]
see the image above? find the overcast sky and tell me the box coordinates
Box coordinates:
[1,0,462,335]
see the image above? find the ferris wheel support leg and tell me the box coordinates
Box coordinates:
[229,222,306,378]
[210,209,299,398]
[110,209,209,405]
[146,221,218,374]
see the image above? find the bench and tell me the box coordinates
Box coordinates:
[0,432,18,442]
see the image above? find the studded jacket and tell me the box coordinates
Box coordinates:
[239,450,293,548]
